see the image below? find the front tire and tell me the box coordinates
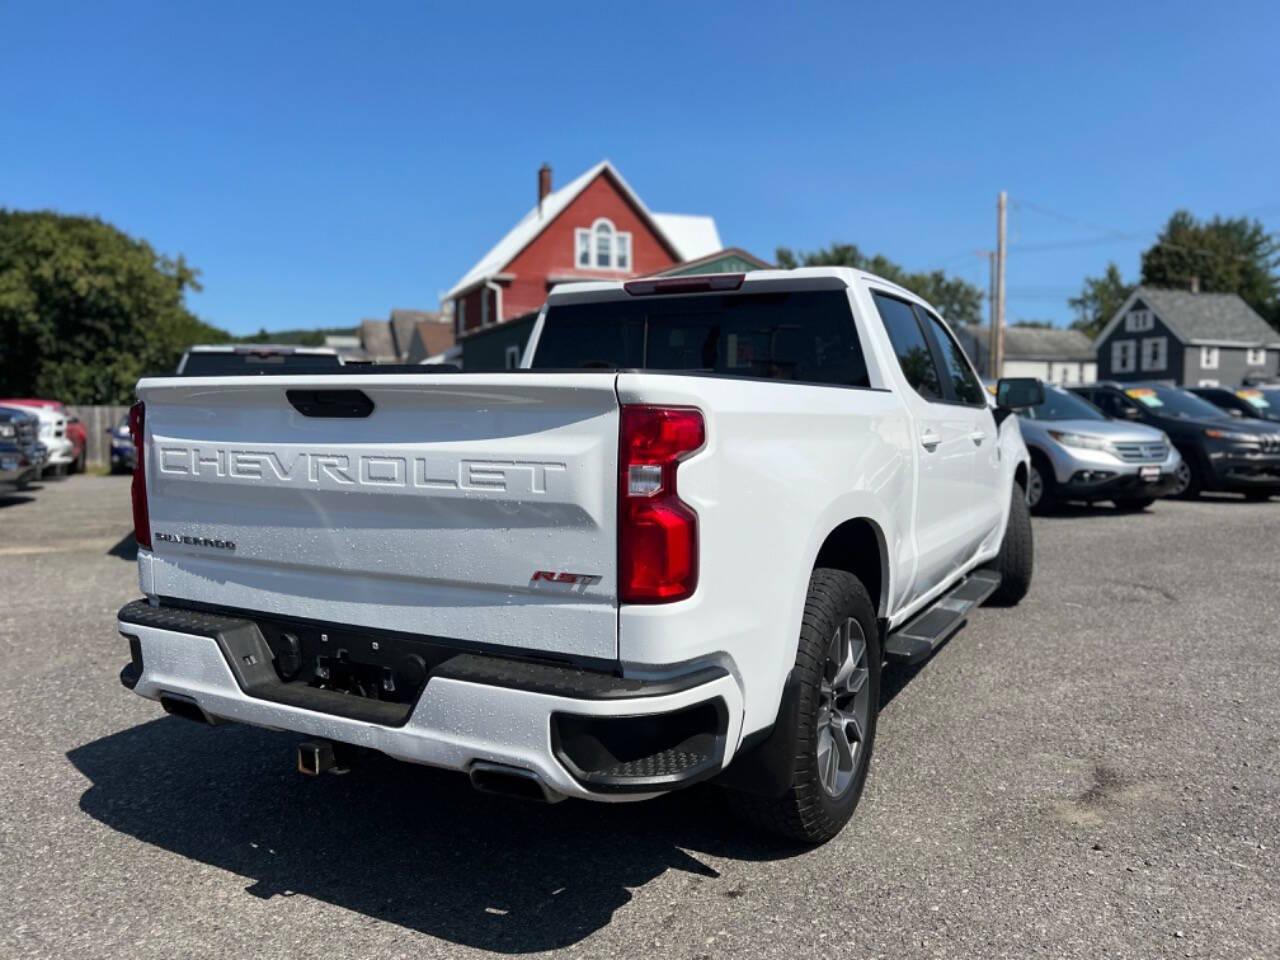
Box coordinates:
[1026,453,1055,514]
[727,568,880,844]
[986,481,1033,606]
[1169,457,1201,499]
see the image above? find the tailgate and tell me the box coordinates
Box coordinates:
[137,373,620,663]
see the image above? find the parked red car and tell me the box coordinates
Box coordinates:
[0,398,86,473]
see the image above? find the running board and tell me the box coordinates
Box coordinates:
[883,569,1002,665]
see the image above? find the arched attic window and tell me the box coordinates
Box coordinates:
[574,218,632,270]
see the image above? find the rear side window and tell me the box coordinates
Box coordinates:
[872,293,942,401]
[531,290,870,388]
[917,308,985,405]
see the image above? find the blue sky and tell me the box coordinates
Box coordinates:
[2,1,1277,334]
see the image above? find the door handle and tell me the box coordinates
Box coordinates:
[969,430,987,445]
[920,430,941,450]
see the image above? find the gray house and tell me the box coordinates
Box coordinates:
[1094,287,1280,386]
[955,325,1097,384]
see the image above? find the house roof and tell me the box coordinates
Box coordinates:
[1093,286,1280,348]
[359,318,397,361]
[648,247,773,277]
[961,325,1095,361]
[390,308,439,357]
[407,318,454,362]
[1129,287,1278,345]
[444,160,721,300]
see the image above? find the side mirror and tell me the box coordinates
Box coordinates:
[996,377,1045,410]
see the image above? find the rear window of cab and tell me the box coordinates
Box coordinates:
[531,290,870,388]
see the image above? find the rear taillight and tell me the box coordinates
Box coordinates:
[128,401,151,549]
[618,405,705,603]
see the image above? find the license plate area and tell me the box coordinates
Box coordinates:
[1140,465,1161,481]
[254,618,452,709]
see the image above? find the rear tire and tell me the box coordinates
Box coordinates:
[986,481,1033,606]
[1113,497,1154,511]
[726,568,880,844]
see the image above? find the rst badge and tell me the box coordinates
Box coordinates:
[530,570,601,590]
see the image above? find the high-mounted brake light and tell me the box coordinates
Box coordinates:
[623,274,744,297]
[128,401,151,549]
[618,405,705,603]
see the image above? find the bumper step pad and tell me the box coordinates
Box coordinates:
[883,569,1002,665]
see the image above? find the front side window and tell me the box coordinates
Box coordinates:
[1200,346,1219,369]
[872,293,942,401]
[616,233,630,270]
[576,230,591,267]
[917,308,985,404]
[1247,347,1266,366]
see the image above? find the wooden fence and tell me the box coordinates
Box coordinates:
[67,405,132,469]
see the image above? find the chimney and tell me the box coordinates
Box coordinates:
[538,164,552,213]
[1189,275,1200,293]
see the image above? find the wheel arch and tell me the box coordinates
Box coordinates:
[812,516,889,618]
[1014,457,1029,492]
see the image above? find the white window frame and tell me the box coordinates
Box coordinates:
[1125,309,1155,333]
[1139,336,1167,372]
[1246,347,1266,366]
[504,345,521,369]
[1111,339,1136,373]
[1200,345,1219,370]
[573,218,633,271]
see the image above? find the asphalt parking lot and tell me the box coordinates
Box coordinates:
[1,475,1277,959]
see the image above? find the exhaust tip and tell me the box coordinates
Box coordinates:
[470,762,561,803]
[159,694,220,726]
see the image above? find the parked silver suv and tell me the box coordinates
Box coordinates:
[1017,385,1182,512]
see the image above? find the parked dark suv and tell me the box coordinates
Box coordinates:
[1071,382,1280,500]
[1189,386,1280,424]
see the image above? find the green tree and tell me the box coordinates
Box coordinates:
[775,242,984,324]
[1068,262,1134,339]
[0,210,228,403]
[1140,211,1280,329]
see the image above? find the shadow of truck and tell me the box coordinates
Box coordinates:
[67,716,808,953]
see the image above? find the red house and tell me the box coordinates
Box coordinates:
[445,161,721,340]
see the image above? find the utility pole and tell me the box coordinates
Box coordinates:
[984,250,996,378]
[994,190,1008,380]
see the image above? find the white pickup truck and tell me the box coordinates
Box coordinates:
[117,267,1040,843]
